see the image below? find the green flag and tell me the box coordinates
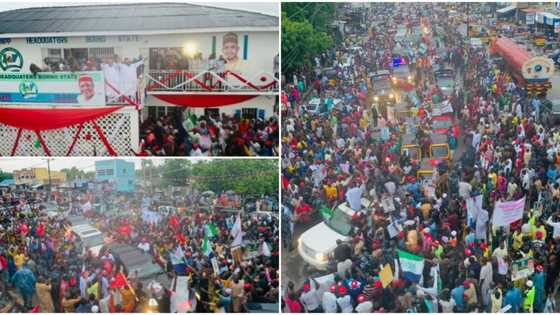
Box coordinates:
[320,206,333,219]
[202,234,212,256]
[205,223,219,238]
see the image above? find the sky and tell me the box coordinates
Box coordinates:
[0,158,210,172]
[0,1,279,16]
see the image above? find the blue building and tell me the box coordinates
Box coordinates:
[94,159,135,192]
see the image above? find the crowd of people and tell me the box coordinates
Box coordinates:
[282,3,560,313]
[0,185,279,313]
[138,110,279,156]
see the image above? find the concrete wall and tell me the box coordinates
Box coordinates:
[0,31,278,76]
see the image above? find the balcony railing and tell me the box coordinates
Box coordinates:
[104,80,143,109]
[145,70,278,94]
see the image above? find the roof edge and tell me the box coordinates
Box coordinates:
[0,26,279,38]
[0,2,278,19]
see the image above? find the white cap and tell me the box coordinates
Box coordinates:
[526,280,533,287]
[451,230,457,237]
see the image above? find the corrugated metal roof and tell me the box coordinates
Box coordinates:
[0,2,277,35]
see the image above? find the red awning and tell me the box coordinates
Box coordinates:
[0,106,123,131]
[152,94,258,108]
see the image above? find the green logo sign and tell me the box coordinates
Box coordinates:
[0,47,23,72]
[18,80,38,98]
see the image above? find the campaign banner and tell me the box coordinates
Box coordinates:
[492,197,526,226]
[0,71,106,106]
[512,257,534,281]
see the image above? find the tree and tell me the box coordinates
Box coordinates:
[61,167,87,181]
[0,170,13,182]
[282,3,337,32]
[191,160,278,196]
[160,159,191,188]
[281,8,335,77]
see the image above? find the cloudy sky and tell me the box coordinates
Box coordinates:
[0,158,213,172]
[0,1,278,16]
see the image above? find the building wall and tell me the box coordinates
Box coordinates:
[14,169,35,185]
[0,31,278,76]
[14,168,66,185]
[94,159,135,192]
[33,168,66,184]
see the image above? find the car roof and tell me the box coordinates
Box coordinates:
[337,203,356,215]
[106,242,164,279]
[71,224,101,236]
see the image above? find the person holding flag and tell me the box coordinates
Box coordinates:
[230,214,244,265]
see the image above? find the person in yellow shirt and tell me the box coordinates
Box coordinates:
[512,229,524,251]
[324,183,337,203]
[13,249,26,270]
[359,112,369,130]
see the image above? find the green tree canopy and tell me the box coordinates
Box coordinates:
[191,159,278,196]
[0,170,13,182]
[282,3,335,77]
[61,166,88,181]
[160,159,192,187]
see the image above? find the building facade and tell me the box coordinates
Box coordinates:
[0,3,279,119]
[13,168,67,186]
[94,159,135,192]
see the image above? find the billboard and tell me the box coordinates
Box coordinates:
[0,71,106,106]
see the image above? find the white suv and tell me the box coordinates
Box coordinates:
[71,224,105,257]
[298,199,371,270]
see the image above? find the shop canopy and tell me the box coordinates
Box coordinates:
[0,106,124,156]
[497,5,516,15]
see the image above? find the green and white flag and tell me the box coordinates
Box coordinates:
[397,249,424,283]
[205,223,219,238]
[202,234,212,256]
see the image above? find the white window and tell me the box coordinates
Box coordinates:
[88,47,115,59]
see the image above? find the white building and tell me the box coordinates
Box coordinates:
[0,3,278,156]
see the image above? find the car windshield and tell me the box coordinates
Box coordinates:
[393,66,409,76]
[326,208,353,236]
[373,76,391,90]
[82,233,104,248]
[404,148,421,160]
[431,145,449,158]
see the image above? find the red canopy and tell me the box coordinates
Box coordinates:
[0,106,123,131]
[152,94,257,108]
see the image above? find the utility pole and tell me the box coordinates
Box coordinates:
[45,158,52,201]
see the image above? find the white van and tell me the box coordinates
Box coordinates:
[71,224,105,257]
[297,199,371,270]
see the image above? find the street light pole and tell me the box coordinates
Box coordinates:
[45,158,52,201]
